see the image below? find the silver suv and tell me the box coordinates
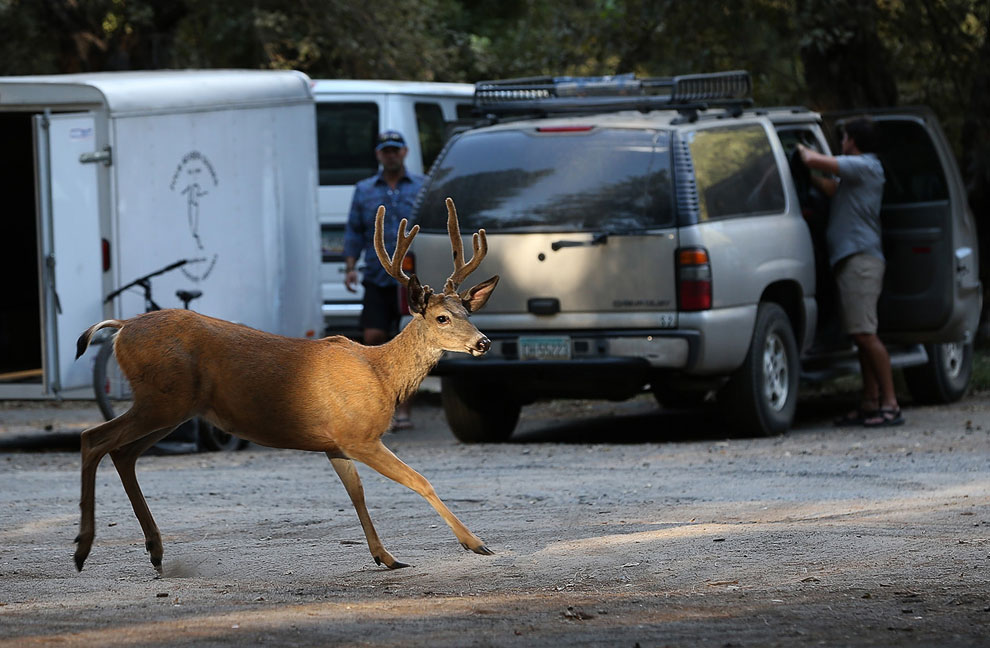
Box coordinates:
[409,72,982,441]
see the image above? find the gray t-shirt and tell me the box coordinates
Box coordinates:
[825,153,885,267]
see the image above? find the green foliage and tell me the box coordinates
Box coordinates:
[0,1,985,180]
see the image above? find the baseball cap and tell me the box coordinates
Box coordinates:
[376,130,407,151]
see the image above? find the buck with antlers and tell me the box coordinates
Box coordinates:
[72,197,498,574]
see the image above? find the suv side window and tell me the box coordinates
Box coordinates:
[315,102,379,186]
[688,124,786,221]
[414,102,447,173]
[875,120,948,204]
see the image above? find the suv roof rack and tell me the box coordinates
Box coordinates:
[474,70,752,118]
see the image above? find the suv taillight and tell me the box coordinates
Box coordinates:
[398,252,416,315]
[677,247,712,311]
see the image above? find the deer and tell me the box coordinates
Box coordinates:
[72,197,499,575]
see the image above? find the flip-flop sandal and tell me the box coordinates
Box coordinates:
[834,407,878,427]
[391,416,414,431]
[863,407,904,427]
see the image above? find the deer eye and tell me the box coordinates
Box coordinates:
[436,314,450,325]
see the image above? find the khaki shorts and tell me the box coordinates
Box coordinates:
[834,253,885,335]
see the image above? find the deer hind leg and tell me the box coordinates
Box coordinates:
[328,455,409,569]
[109,426,180,574]
[349,442,493,556]
[75,408,185,572]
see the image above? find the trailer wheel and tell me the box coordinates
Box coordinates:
[93,335,130,421]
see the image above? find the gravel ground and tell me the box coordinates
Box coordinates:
[0,389,988,647]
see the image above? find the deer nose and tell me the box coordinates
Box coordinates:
[476,336,491,353]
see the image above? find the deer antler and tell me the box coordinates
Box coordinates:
[443,197,488,294]
[374,205,419,288]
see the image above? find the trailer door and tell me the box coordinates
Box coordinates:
[34,112,103,393]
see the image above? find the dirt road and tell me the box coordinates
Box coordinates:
[1,391,988,647]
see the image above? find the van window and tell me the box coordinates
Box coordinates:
[418,128,674,232]
[875,120,948,204]
[689,124,786,221]
[414,102,446,172]
[316,103,379,186]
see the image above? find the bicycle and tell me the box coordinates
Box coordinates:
[93,259,247,452]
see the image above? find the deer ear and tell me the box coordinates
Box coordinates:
[407,275,430,315]
[460,275,499,313]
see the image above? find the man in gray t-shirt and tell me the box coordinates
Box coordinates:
[799,117,903,427]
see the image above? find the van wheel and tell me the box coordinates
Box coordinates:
[903,342,973,405]
[720,303,799,437]
[441,376,520,443]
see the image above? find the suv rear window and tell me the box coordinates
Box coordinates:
[418,128,674,232]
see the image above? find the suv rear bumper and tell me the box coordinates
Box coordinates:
[435,329,701,373]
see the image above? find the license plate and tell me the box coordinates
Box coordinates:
[518,336,571,361]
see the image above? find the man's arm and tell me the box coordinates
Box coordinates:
[797,144,839,197]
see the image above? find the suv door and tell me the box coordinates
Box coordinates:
[832,110,981,342]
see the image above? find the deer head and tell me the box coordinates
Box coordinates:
[374,197,499,356]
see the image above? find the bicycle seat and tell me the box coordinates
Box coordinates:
[176,290,203,306]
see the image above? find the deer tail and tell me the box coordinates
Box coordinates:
[76,320,124,360]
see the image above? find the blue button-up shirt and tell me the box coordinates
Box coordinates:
[344,170,425,287]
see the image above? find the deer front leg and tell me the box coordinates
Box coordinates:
[349,442,493,556]
[109,426,179,574]
[328,455,409,569]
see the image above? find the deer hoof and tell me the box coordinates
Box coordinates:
[375,556,410,569]
[461,542,495,556]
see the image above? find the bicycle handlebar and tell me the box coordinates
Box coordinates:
[104,258,202,304]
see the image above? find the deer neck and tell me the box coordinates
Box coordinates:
[373,318,444,404]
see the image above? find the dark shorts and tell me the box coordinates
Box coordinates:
[360,282,401,334]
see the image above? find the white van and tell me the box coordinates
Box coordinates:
[311,79,474,336]
[0,70,321,399]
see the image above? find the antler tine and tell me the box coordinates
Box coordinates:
[443,197,488,293]
[374,205,419,287]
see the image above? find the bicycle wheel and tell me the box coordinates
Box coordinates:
[93,335,133,421]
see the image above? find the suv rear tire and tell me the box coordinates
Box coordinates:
[903,342,973,404]
[720,302,799,437]
[441,376,521,443]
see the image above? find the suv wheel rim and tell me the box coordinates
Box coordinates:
[763,331,789,412]
[940,342,963,379]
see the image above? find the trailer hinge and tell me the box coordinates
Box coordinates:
[80,146,112,166]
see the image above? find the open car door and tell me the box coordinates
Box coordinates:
[830,109,981,343]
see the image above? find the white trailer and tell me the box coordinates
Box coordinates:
[0,70,321,399]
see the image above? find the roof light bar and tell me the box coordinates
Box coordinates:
[474,70,752,117]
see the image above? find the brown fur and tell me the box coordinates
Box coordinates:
[72,199,498,574]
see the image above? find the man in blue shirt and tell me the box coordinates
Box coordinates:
[344,130,425,429]
[799,117,903,427]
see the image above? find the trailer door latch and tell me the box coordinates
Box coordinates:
[80,147,112,166]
